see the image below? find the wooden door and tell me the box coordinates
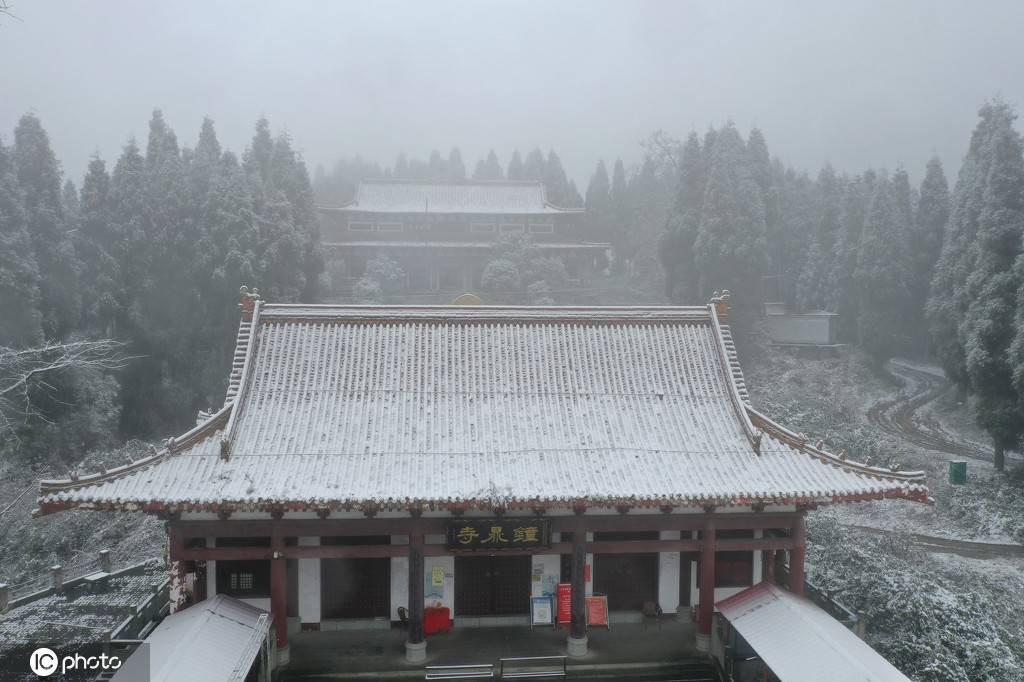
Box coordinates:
[321,558,390,619]
[593,553,658,611]
[455,555,531,616]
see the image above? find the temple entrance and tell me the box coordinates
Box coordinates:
[593,531,659,611]
[454,555,531,616]
[321,536,390,619]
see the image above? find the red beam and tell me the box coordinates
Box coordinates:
[549,513,800,534]
[172,518,446,539]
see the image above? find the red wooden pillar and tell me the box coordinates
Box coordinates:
[567,512,588,657]
[270,534,289,656]
[696,518,715,651]
[764,549,776,584]
[789,512,806,596]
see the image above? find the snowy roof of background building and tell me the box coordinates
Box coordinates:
[0,560,166,654]
[37,298,928,514]
[327,179,582,215]
[716,582,911,682]
[113,594,270,682]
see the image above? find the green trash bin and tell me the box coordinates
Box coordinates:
[949,460,967,485]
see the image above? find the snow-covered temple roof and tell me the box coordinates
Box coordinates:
[37,295,928,515]
[326,179,582,215]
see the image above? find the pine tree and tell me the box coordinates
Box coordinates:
[507,150,524,180]
[62,179,80,224]
[75,155,122,334]
[911,158,949,353]
[855,173,913,365]
[426,150,444,178]
[929,102,1014,388]
[447,147,466,180]
[608,158,631,260]
[659,132,704,302]
[0,140,43,346]
[472,150,504,181]
[523,148,546,181]
[693,123,767,316]
[394,153,410,177]
[13,113,80,339]
[543,150,570,205]
[565,180,583,208]
[796,165,842,310]
[585,160,611,243]
[957,101,1024,471]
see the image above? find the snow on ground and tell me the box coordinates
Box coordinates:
[746,345,1024,681]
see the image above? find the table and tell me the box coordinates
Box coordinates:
[424,606,452,635]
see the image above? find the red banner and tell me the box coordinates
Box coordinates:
[586,595,609,628]
[557,583,572,627]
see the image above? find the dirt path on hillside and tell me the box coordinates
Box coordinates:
[866,361,995,462]
[848,524,1024,559]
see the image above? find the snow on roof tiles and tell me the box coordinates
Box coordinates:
[333,179,581,215]
[38,304,928,513]
[717,582,911,682]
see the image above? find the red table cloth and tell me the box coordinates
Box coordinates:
[424,606,452,635]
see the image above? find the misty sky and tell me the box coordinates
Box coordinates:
[3,1,1024,188]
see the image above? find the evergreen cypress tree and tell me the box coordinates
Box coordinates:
[507,150,524,180]
[585,160,611,243]
[911,157,949,352]
[394,153,410,177]
[957,102,1024,471]
[855,173,913,365]
[0,140,43,346]
[609,158,631,259]
[565,180,583,208]
[447,147,466,180]
[659,132,704,302]
[472,150,504,181]
[543,150,570,205]
[796,165,842,310]
[75,155,121,334]
[13,113,80,339]
[693,122,767,316]
[523,148,546,181]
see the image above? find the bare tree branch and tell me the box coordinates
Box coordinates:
[0,339,128,439]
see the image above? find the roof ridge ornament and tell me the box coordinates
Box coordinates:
[710,290,731,319]
[239,285,262,321]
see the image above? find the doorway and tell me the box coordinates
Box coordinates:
[454,555,531,616]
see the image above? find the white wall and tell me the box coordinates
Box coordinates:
[424,556,455,613]
[297,537,320,624]
[531,555,561,598]
[658,530,681,613]
[390,556,408,621]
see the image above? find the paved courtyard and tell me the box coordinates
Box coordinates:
[281,620,707,680]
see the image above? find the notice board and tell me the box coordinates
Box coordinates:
[586,595,609,628]
[530,595,554,629]
[556,583,572,627]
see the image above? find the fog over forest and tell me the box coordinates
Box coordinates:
[3,0,1024,184]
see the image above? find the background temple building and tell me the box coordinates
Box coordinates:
[318,179,608,298]
[36,292,928,674]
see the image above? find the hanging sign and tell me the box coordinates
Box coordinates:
[586,595,609,628]
[445,519,551,551]
[556,583,572,627]
[530,595,555,629]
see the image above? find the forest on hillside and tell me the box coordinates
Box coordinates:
[1,100,1023,478]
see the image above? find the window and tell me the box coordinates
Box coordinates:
[349,221,373,231]
[216,560,270,597]
[529,223,554,234]
[377,221,403,232]
[470,223,496,233]
[500,223,524,233]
